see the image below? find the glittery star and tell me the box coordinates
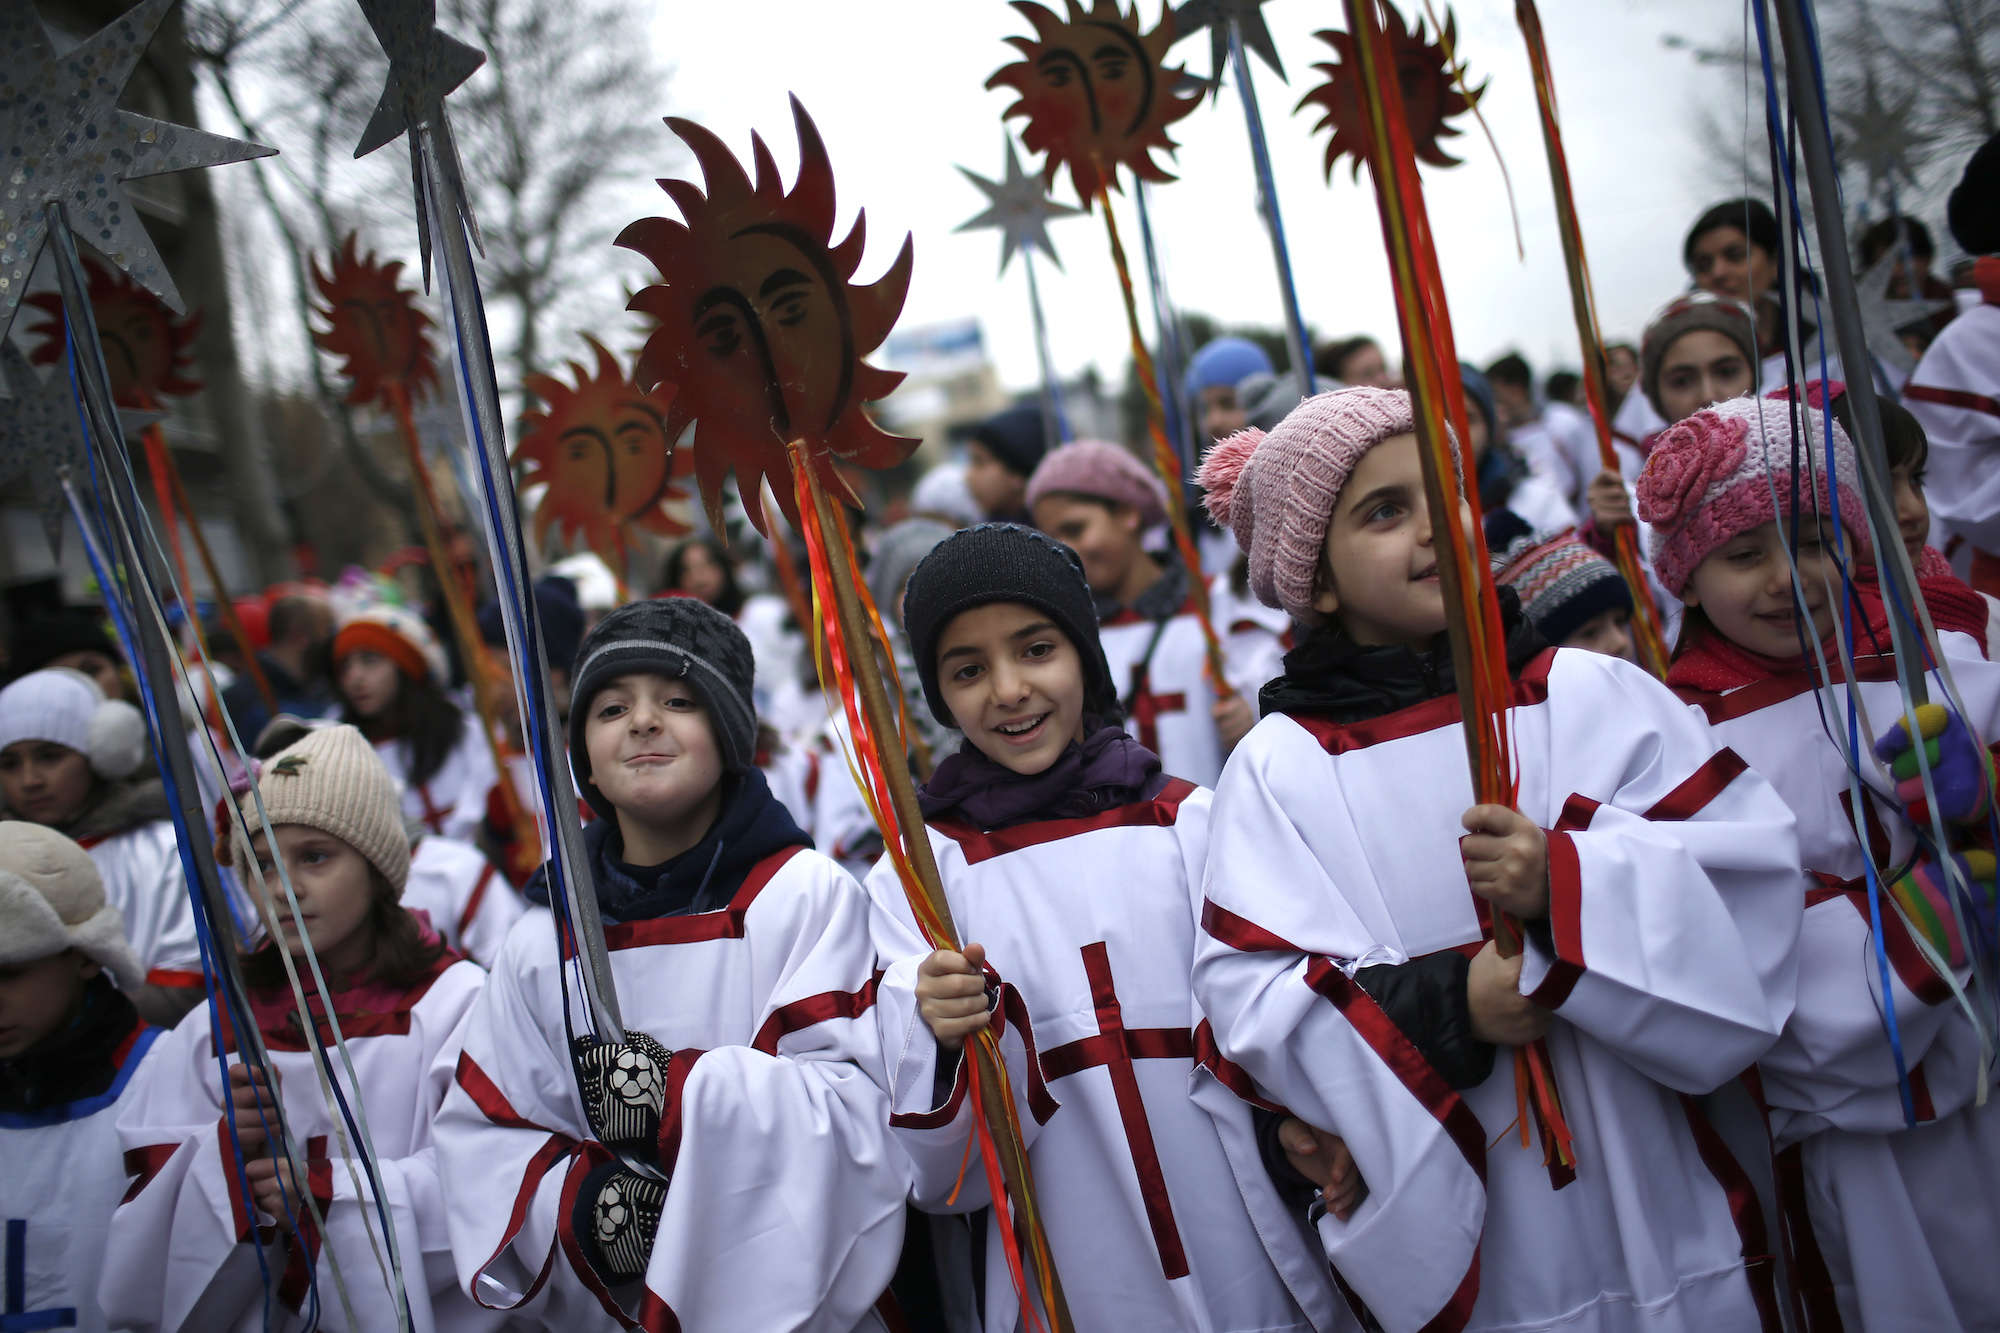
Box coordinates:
[0,344,163,553]
[0,0,274,355]
[1174,0,1286,92]
[351,0,488,287]
[956,137,1083,275]
[1855,249,1954,377]
[1834,69,1932,206]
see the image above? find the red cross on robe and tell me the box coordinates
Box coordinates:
[1038,941,1192,1279]
[1125,664,1186,756]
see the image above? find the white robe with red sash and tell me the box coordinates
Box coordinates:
[1100,592,1282,789]
[432,847,907,1332]
[100,956,493,1332]
[1195,648,1805,1333]
[404,834,526,969]
[868,782,1347,1333]
[1906,301,2000,592]
[1680,632,2000,1330]
[376,727,498,846]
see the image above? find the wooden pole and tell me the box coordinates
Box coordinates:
[794,446,1074,1333]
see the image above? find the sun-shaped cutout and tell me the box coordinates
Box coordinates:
[616,95,915,536]
[311,233,441,409]
[988,0,1198,207]
[1299,3,1485,180]
[513,334,693,566]
[27,255,203,409]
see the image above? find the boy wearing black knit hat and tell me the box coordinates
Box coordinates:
[434,597,910,1327]
[964,403,1051,523]
[873,522,1340,1330]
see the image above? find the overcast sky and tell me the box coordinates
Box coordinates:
[647,0,1758,397]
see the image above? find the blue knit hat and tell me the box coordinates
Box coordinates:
[1185,337,1274,397]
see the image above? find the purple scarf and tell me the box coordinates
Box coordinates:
[918,720,1167,831]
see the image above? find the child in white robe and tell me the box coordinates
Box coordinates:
[0,823,161,1333]
[1192,387,1806,1333]
[1637,395,2000,1330]
[333,605,497,845]
[878,522,1343,1332]
[102,722,494,1332]
[432,597,908,1331]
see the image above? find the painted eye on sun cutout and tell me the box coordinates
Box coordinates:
[27,255,203,409]
[310,233,441,409]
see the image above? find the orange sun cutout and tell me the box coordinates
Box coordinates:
[311,233,440,409]
[1300,3,1485,179]
[988,0,1197,207]
[27,255,202,409]
[616,95,915,536]
[514,334,693,566]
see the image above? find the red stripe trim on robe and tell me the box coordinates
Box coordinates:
[1201,898,1306,954]
[219,1116,256,1241]
[1192,1018,1283,1113]
[597,846,805,951]
[1677,654,1900,725]
[453,1051,580,1310]
[143,967,206,989]
[1903,382,2000,420]
[1301,956,1487,1181]
[120,1142,178,1203]
[1645,749,1751,820]
[1527,830,1586,1008]
[889,1049,970,1131]
[656,1049,709,1175]
[1773,1143,1847,1332]
[1816,878,1955,1007]
[752,971,882,1056]
[459,863,499,939]
[276,1135,333,1312]
[554,1140,659,1330]
[1289,652,1556,754]
[1677,1095,1784,1333]
[928,779,1197,865]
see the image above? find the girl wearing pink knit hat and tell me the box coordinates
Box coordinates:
[1192,386,1805,1332]
[1641,395,2000,1330]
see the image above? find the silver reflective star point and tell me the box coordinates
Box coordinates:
[956,137,1082,275]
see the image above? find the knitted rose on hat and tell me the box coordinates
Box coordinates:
[1636,410,1749,530]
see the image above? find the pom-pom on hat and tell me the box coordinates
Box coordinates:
[567,597,759,819]
[218,722,412,895]
[1493,531,1634,648]
[901,523,1116,730]
[333,605,449,686]
[1639,292,1761,421]
[0,822,143,990]
[1198,386,1417,624]
[1636,396,1866,598]
[0,668,148,781]
[1025,439,1169,529]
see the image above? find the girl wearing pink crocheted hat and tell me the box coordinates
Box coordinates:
[1639,394,2000,1330]
[1192,386,1805,1332]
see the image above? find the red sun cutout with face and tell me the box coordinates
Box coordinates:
[311,234,440,409]
[1300,3,1485,179]
[514,335,692,566]
[989,0,1198,207]
[616,96,916,536]
[27,256,203,409]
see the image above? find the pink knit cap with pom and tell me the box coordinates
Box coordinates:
[1026,439,1169,528]
[1636,395,1867,597]
[1198,386,1416,623]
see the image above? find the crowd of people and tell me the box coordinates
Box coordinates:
[2,134,1999,1333]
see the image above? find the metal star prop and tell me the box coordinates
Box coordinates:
[1833,68,1931,206]
[956,137,1083,274]
[351,0,488,288]
[1175,0,1286,92]
[0,0,274,357]
[0,345,165,553]
[1856,250,1954,377]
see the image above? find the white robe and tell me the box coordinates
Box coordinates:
[1101,589,1282,789]
[1208,572,1291,717]
[1681,632,2000,1330]
[1906,302,2000,579]
[1195,649,1805,1333]
[377,724,499,846]
[79,818,204,990]
[0,1012,162,1333]
[405,834,526,969]
[867,784,1346,1333]
[432,849,907,1332]
[101,956,495,1332]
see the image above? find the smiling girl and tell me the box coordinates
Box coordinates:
[434,597,908,1329]
[1638,396,2000,1329]
[101,722,491,1332]
[1192,388,1804,1333]
[874,522,1341,1331]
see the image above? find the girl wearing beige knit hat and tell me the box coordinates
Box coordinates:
[0,822,164,1333]
[101,721,493,1332]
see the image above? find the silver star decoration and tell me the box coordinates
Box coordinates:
[957,137,1082,275]
[352,0,488,289]
[1175,0,1286,94]
[1833,68,1931,206]
[1856,250,1954,377]
[0,0,274,359]
[0,345,164,554]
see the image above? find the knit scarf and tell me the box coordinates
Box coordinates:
[247,911,458,1043]
[919,718,1165,831]
[1903,546,1993,650]
[1666,583,1897,695]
